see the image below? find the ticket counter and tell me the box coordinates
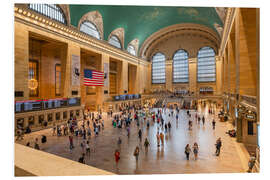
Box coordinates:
[242,110,257,145]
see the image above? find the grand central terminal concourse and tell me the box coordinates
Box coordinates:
[13,3,260,176]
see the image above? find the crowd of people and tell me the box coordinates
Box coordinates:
[16,99,256,173]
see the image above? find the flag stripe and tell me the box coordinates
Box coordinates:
[83,69,104,86]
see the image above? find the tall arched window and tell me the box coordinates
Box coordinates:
[80,21,101,39]
[127,45,136,56]
[28,4,67,25]
[197,47,216,82]
[108,35,122,49]
[173,49,189,83]
[152,53,166,84]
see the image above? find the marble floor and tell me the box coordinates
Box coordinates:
[16,104,246,175]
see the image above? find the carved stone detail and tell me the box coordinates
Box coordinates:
[77,11,104,40]
[108,28,125,50]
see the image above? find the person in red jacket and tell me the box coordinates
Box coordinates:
[114,149,120,167]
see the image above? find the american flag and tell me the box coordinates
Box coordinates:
[83,69,104,86]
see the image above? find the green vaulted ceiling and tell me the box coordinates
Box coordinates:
[69,5,224,49]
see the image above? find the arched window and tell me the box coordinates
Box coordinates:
[197,47,216,82]
[80,21,101,39]
[108,35,122,49]
[127,45,136,56]
[173,49,189,83]
[28,4,67,25]
[152,53,166,84]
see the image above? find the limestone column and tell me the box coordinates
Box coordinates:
[96,53,110,111]
[14,22,29,101]
[121,61,128,94]
[235,9,242,142]
[135,64,139,94]
[215,56,223,95]
[61,42,81,98]
[165,60,173,91]
[189,58,197,96]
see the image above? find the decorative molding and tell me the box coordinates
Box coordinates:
[14,6,150,67]
[240,95,257,106]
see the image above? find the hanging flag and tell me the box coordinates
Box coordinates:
[83,69,104,86]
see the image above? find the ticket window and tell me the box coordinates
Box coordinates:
[248,121,256,135]
[16,118,24,129]
[70,110,74,118]
[76,110,80,117]
[28,116,35,126]
[56,112,60,121]
[38,115,44,125]
[48,113,53,123]
[63,111,67,119]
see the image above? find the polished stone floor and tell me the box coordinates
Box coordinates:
[16,103,246,174]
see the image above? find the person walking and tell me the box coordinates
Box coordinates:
[144,138,150,153]
[160,132,164,146]
[114,149,120,167]
[138,129,142,142]
[193,142,199,160]
[117,137,122,149]
[133,146,140,162]
[247,153,256,173]
[185,144,191,160]
[168,121,171,131]
[212,119,216,130]
[85,141,90,156]
[215,137,222,156]
[34,138,40,150]
[127,126,130,138]
[156,132,160,147]
[78,153,86,164]
[202,116,205,125]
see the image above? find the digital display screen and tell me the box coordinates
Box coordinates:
[134,94,141,99]
[24,101,42,111]
[119,95,126,100]
[60,99,68,107]
[43,100,54,109]
[128,94,134,99]
[14,97,80,113]
[68,98,79,106]
[54,100,61,108]
[15,102,24,113]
